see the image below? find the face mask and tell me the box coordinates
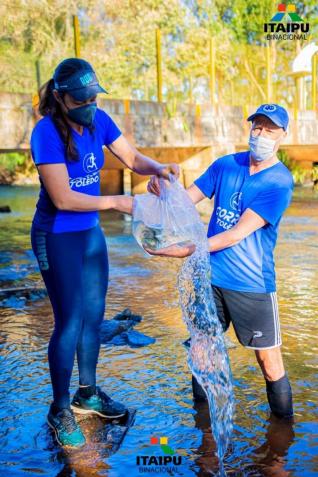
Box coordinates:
[248,135,278,162]
[65,102,97,127]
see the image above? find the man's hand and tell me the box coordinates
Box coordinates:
[147,175,161,196]
[144,242,196,258]
[146,164,180,196]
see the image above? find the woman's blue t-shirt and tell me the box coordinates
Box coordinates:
[30,108,122,233]
[194,151,294,293]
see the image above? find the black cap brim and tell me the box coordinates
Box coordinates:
[68,84,108,101]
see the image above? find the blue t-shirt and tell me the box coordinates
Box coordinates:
[30,108,122,233]
[194,151,294,293]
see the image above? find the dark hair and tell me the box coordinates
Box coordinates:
[38,59,95,161]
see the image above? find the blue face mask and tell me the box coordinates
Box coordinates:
[65,102,97,127]
[248,135,277,162]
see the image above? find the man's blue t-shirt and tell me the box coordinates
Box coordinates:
[30,108,122,233]
[194,151,294,293]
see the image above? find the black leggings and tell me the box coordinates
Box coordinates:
[31,223,109,409]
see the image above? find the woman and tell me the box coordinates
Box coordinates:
[30,57,179,448]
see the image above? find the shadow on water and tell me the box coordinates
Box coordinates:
[0,184,317,476]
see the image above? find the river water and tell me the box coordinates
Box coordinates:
[0,185,317,476]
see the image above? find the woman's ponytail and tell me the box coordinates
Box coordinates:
[38,79,55,117]
[37,77,78,161]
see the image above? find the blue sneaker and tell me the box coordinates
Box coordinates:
[47,404,86,447]
[71,385,127,419]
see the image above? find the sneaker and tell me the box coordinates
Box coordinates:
[71,385,128,419]
[47,404,86,448]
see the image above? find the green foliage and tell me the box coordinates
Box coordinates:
[277,150,308,185]
[311,165,318,181]
[0,0,317,106]
[0,152,28,172]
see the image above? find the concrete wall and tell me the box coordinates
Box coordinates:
[1,92,318,152]
[1,93,317,191]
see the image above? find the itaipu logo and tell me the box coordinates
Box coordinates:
[136,436,183,472]
[264,4,309,41]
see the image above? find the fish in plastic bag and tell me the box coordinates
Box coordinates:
[132,177,204,253]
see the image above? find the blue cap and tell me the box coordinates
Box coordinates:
[53,58,108,101]
[247,104,289,130]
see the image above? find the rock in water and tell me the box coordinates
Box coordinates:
[113,308,142,322]
[100,320,131,342]
[124,330,156,347]
[0,205,11,213]
[100,308,155,348]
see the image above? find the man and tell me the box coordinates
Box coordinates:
[147,104,294,419]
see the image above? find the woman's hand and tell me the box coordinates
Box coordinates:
[157,163,180,181]
[144,242,196,258]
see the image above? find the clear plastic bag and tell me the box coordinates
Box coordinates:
[132,177,207,253]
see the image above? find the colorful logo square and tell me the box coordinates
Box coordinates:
[278,3,286,12]
[160,437,168,445]
[150,437,159,444]
[286,4,296,12]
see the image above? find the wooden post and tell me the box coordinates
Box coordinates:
[294,76,299,120]
[312,53,317,112]
[266,42,272,103]
[73,15,81,58]
[35,59,41,90]
[189,77,193,104]
[208,37,216,106]
[156,29,163,102]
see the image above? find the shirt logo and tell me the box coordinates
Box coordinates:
[69,172,99,189]
[83,152,98,173]
[230,192,242,211]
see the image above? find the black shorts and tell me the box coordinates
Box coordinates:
[212,285,282,350]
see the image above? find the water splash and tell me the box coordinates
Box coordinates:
[132,181,235,469]
[175,188,234,469]
[178,246,234,468]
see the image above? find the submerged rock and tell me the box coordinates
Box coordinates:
[0,205,11,213]
[112,308,142,322]
[0,286,47,309]
[100,308,155,348]
[122,330,156,347]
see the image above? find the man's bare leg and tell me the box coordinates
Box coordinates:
[255,347,293,419]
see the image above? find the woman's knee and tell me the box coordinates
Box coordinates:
[50,323,82,351]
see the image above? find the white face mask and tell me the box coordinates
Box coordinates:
[248,135,277,162]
